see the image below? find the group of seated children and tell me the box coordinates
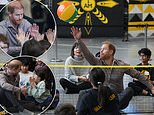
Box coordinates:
[58,33,154,114]
[0,57,59,113]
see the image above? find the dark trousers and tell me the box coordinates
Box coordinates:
[25,96,52,107]
[59,78,92,94]
[128,81,150,96]
[76,87,134,111]
[25,90,59,111]
[118,87,134,110]
[0,88,24,111]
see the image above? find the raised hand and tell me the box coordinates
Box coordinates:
[71,26,81,40]
[30,23,46,42]
[30,23,39,38]
[35,33,44,42]
[29,76,35,86]
[16,28,30,45]
[46,28,55,44]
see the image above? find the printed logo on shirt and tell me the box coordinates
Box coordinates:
[93,105,102,112]
[109,93,116,101]
[93,93,116,112]
[141,70,151,80]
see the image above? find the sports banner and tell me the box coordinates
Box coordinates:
[52,0,125,38]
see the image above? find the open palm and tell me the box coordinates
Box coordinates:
[71,26,81,40]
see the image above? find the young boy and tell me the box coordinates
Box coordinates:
[0,34,9,52]
[128,48,154,96]
[19,60,33,89]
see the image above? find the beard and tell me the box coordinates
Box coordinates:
[100,54,110,60]
[14,20,22,25]
[11,18,22,26]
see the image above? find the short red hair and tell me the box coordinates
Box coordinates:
[7,0,24,14]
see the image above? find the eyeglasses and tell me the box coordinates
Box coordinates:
[139,54,147,57]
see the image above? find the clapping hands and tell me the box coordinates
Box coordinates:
[29,76,36,88]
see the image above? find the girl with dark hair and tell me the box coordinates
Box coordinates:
[77,68,120,115]
[59,42,92,94]
[26,64,54,109]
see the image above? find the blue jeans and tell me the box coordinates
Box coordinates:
[118,87,134,110]
[40,96,52,107]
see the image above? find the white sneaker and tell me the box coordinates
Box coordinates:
[19,109,34,115]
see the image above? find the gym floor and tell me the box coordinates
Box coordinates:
[0,36,154,114]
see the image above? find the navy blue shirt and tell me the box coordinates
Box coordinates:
[77,87,120,115]
[135,63,154,81]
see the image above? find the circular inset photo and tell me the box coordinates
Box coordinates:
[0,56,59,114]
[0,0,56,57]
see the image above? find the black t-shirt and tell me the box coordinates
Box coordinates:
[135,63,154,81]
[77,87,120,115]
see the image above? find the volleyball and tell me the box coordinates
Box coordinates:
[57,1,77,23]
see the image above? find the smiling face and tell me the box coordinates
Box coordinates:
[74,47,82,57]
[9,8,24,26]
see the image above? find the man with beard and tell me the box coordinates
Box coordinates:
[0,0,31,56]
[0,59,33,114]
[70,27,154,110]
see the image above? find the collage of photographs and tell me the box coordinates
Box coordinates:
[0,0,154,115]
[0,0,58,114]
